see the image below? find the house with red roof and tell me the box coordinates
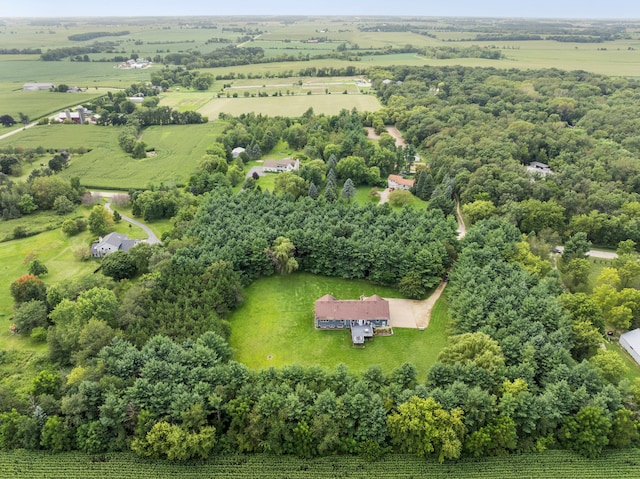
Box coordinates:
[387,174,415,190]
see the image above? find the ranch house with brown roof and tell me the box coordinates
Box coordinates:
[387,174,415,190]
[315,294,390,345]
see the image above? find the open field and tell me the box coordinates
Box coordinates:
[0,228,97,349]
[2,449,640,479]
[197,94,381,118]
[0,122,229,189]
[0,88,106,123]
[0,60,152,87]
[228,273,450,381]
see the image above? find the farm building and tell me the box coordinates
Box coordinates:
[23,82,55,91]
[54,106,96,124]
[315,294,390,345]
[263,158,300,173]
[232,147,246,158]
[526,161,555,176]
[620,329,640,366]
[387,174,415,190]
[91,232,139,258]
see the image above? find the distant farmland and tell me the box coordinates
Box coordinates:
[197,94,381,118]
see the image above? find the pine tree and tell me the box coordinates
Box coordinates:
[308,182,319,199]
[323,184,336,202]
[341,178,356,202]
[326,168,337,186]
[327,154,338,172]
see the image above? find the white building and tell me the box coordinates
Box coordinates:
[620,329,640,366]
[263,158,300,173]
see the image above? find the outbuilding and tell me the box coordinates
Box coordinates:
[620,329,640,366]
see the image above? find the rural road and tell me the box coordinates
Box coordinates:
[104,200,161,245]
[0,121,38,141]
[92,191,162,245]
[553,245,617,259]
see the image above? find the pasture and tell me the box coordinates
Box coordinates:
[228,273,450,381]
[2,449,640,479]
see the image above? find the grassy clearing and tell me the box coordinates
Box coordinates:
[0,210,79,242]
[3,449,640,479]
[228,273,450,381]
[0,228,97,350]
[197,94,381,118]
[604,341,640,382]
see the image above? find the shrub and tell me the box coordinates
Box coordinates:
[389,189,414,207]
[30,326,48,342]
[28,259,48,277]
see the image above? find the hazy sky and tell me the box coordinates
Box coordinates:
[1,0,639,19]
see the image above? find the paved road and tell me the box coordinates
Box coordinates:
[246,166,265,179]
[105,201,161,244]
[455,199,466,239]
[92,191,162,245]
[553,245,617,259]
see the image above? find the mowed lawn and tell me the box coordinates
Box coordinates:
[0,228,97,351]
[229,273,451,381]
[198,94,381,118]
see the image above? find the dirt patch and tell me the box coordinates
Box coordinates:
[365,127,381,140]
[378,188,391,204]
[385,126,407,147]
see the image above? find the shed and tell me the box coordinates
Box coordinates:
[620,329,640,366]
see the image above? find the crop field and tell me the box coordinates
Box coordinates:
[0,122,229,189]
[0,59,152,88]
[228,273,450,381]
[0,88,106,123]
[2,449,640,479]
[197,93,381,118]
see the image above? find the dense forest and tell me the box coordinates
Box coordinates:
[2,64,640,461]
[368,66,640,248]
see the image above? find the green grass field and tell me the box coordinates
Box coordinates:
[228,273,451,381]
[0,89,106,123]
[0,122,229,189]
[197,94,381,118]
[2,449,640,479]
[0,228,97,349]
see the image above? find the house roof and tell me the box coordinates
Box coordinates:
[388,174,415,187]
[264,158,297,168]
[93,232,138,252]
[315,295,390,321]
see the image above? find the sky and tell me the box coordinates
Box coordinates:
[1,0,639,19]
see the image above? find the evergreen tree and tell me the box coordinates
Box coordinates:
[341,178,356,202]
[323,184,336,202]
[308,182,319,199]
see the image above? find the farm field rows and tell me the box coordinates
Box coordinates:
[0,89,106,123]
[2,449,640,479]
[228,273,450,381]
[0,122,229,190]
